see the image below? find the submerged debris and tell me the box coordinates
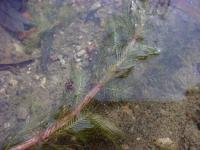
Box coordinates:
[0,0,34,38]
[0,59,35,73]
[40,29,56,73]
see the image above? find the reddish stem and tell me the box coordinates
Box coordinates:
[10,76,111,150]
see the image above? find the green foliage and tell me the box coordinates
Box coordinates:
[62,62,90,107]
[50,1,160,147]
[88,0,160,100]
[10,1,162,149]
[38,113,122,150]
[87,114,123,143]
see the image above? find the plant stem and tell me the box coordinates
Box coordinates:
[10,5,145,149]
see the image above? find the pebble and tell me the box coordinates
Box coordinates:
[193,86,199,91]
[58,55,66,66]
[78,36,83,40]
[40,77,47,88]
[89,57,92,61]
[129,127,134,133]
[26,67,32,74]
[34,75,40,80]
[75,58,82,63]
[0,87,7,95]
[91,2,101,10]
[13,42,24,52]
[155,137,177,150]
[59,30,65,35]
[9,79,18,87]
[136,137,141,141]
[76,49,86,57]
[26,70,31,74]
[4,122,11,128]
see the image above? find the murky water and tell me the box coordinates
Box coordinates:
[0,0,200,149]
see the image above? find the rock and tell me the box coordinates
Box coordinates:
[8,78,18,87]
[121,105,133,116]
[26,70,31,74]
[76,49,86,57]
[58,54,66,66]
[0,88,6,96]
[91,2,101,10]
[13,42,24,53]
[155,137,177,150]
[136,137,141,141]
[3,122,10,128]
[75,57,82,63]
[40,77,47,89]
[59,30,65,35]
[34,75,40,80]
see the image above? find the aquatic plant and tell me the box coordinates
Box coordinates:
[10,0,161,149]
[36,112,122,149]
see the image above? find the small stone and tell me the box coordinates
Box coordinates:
[193,86,199,91]
[136,137,141,141]
[77,49,86,57]
[129,127,134,133]
[9,78,18,87]
[13,42,24,52]
[135,105,139,109]
[40,77,47,88]
[60,59,66,66]
[34,75,40,80]
[57,55,66,66]
[91,2,101,10]
[121,105,132,116]
[75,58,82,63]
[4,122,10,128]
[0,88,6,95]
[78,36,83,39]
[26,70,31,74]
[88,41,92,45]
[155,137,177,150]
[59,31,65,35]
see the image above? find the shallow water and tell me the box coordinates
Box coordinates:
[96,0,200,101]
[0,0,200,148]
